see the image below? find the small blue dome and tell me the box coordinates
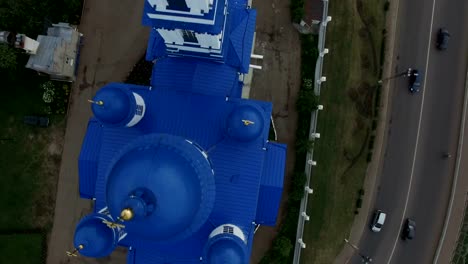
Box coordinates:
[204,234,247,264]
[226,104,265,142]
[91,83,136,126]
[73,214,119,258]
[105,134,215,242]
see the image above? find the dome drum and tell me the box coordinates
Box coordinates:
[226,104,266,142]
[73,213,127,258]
[91,83,146,127]
[105,134,216,242]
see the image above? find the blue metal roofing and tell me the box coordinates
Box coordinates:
[255,142,287,226]
[151,57,240,97]
[226,9,256,73]
[78,119,102,199]
[74,0,287,263]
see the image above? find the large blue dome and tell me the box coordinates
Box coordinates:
[226,104,265,142]
[73,214,119,258]
[105,134,215,242]
[204,234,247,264]
[91,83,136,126]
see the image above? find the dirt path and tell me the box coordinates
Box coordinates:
[250,1,301,263]
[46,1,149,263]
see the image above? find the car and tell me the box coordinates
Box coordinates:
[402,218,416,240]
[408,68,422,93]
[436,28,450,50]
[370,210,386,232]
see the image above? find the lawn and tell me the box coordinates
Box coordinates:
[0,56,68,261]
[452,203,468,264]
[300,0,387,263]
[0,233,45,264]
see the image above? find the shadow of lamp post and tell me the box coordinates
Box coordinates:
[344,239,373,263]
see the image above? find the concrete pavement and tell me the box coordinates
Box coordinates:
[46,1,149,263]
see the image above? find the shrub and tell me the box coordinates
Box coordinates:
[290,172,307,201]
[273,236,293,258]
[295,138,315,154]
[384,1,390,12]
[296,89,319,113]
[290,0,305,23]
[358,189,365,196]
[371,119,377,131]
[367,152,373,163]
[356,198,363,208]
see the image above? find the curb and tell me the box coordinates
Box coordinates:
[333,0,401,262]
[433,68,468,263]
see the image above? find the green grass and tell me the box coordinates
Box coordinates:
[300,0,387,263]
[0,57,65,230]
[451,203,468,264]
[0,233,45,264]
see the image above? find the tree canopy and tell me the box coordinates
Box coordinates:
[0,44,16,71]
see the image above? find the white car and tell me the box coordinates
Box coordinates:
[370,210,386,232]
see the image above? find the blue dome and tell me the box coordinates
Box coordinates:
[73,214,119,258]
[91,83,136,126]
[105,134,215,242]
[204,234,247,264]
[226,104,265,142]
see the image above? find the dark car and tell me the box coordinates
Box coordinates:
[408,69,422,93]
[402,218,416,240]
[436,28,450,50]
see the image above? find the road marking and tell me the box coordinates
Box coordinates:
[386,0,438,262]
[433,69,468,263]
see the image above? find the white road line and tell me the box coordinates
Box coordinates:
[433,69,468,263]
[386,0,438,262]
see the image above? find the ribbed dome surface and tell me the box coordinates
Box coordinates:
[105,134,216,242]
[204,234,247,264]
[73,214,119,258]
[226,104,265,142]
[91,84,135,126]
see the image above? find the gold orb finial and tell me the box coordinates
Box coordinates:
[120,208,134,221]
[87,99,104,106]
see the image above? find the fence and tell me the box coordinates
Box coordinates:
[292,0,331,263]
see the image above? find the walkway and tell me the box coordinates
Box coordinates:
[46,1,149,263]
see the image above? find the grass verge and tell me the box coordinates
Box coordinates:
[0,233,45,264]
[300,0,387,263]
[0,56,68,260]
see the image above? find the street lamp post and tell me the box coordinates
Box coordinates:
[344,239,373,263]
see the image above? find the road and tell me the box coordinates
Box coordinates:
[351,0,468,263]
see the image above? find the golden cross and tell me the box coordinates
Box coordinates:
[66,244,84,257]
[242,119,255,126]
[87,99,104,106]
[102,219,125,229]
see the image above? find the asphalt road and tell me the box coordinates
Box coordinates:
[351,0,468,263]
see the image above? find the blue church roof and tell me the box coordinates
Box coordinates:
[73,0,287,263]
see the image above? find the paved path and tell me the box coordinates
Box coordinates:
[46,1,149,263]
[249,0,301,263]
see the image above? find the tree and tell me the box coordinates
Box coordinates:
[0,44,17,71]
[272,236,293,259]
